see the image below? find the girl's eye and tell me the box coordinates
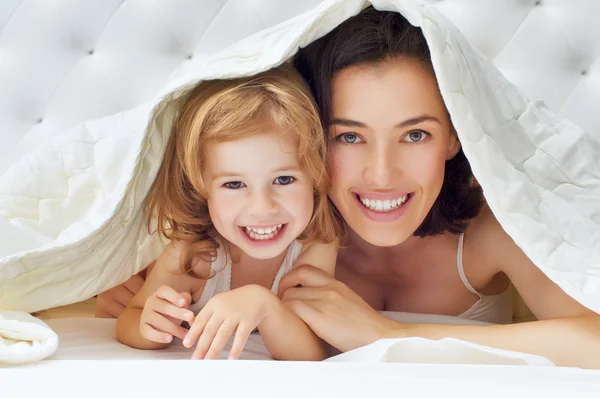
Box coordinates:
[404,130,428,143]
[223,181,245,189]
[274,176,295,185]
[335,133,362,144]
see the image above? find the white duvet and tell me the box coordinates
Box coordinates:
[0,0,599,362]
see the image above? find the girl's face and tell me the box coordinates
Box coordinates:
[203,132,314,259]
[327,57,460,247]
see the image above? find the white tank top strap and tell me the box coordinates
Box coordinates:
[455,233,514,324]
[456,233,482,297]
[192,244,230,311]
[191,241,303,312]
[271,240,303,294]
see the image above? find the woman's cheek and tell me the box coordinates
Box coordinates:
[408,149,447,193]
[327,146,353,184]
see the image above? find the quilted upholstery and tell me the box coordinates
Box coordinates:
[0,0,598,313]
[2,0,598,177]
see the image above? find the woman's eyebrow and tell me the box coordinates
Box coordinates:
[330,115,441,129]
[395,115,441,128]
[330,118,367,128]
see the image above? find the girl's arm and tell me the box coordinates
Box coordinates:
[116,243,205,350]
[259,241,338,361]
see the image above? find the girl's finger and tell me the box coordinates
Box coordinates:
[140,321,173,344]
[191,315,224,360]
[154,299,195,323]
[146,311,189,341]
[228,323,254,360]
[183,308,212,348]
[204,320,237,360]
[155,285,188,307]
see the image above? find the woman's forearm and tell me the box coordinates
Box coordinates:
[386,314,600,369]
[116,307,169,350]
[259,299,327,361]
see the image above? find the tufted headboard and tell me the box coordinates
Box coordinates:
[1,0,598,176]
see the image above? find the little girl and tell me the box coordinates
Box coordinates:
[116,63,341,361]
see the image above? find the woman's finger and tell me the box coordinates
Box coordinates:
[204,321,237,360]
[283,299,333,341]
[192,315,224,360]
[123,273,146,296]
[95,293,126,318]
[280,286,334,302]
[277,264,333,297]
[113,286,135,307]
[228,324,254,360]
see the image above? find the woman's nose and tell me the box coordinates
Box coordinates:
[363,145,397,189]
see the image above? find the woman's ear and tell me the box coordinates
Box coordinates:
[446,126,461,160]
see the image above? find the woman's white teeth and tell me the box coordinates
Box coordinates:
[360,196,407,212]
[244,224,283,240]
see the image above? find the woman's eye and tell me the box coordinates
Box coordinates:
[404,130,428,143]
[335,133,361,144]
[223,181,245,189]
[274,176,295,185]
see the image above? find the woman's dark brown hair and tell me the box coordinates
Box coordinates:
[294,6,482,236]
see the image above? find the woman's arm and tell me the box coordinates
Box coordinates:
[279,263,600,369]
[393,314,600,368]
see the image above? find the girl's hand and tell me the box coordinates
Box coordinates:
[183,285,274,360]
[139,285,195,344]
[279,264,401,352]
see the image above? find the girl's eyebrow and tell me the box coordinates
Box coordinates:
[272,166,301,173]
[213,172,242,179]
[214,165,300,179]
[330,114,441,129]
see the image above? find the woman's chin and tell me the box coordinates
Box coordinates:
[347,219,414,247]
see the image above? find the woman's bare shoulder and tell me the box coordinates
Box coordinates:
[466,201,517,272]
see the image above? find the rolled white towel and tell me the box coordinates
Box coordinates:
[0,311,59,364]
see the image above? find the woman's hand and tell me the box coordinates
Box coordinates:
[95,273,146,318]
[278,264,402,352]
[183,285,275,360]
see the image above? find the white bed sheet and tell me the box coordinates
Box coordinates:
[3,357,600,398]
[1,318,600,397]
[44,318,273,360]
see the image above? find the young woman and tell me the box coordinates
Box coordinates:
[276,7,600,369]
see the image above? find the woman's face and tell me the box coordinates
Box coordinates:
[327,57,460,247]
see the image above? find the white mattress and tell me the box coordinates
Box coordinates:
[1,319,599,398]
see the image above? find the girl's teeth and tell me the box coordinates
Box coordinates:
[243,225,283,240]
[359,195,408,212]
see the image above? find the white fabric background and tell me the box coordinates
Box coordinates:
[1,0,598,176]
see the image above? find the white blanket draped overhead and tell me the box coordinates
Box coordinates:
[0,0,599,317]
